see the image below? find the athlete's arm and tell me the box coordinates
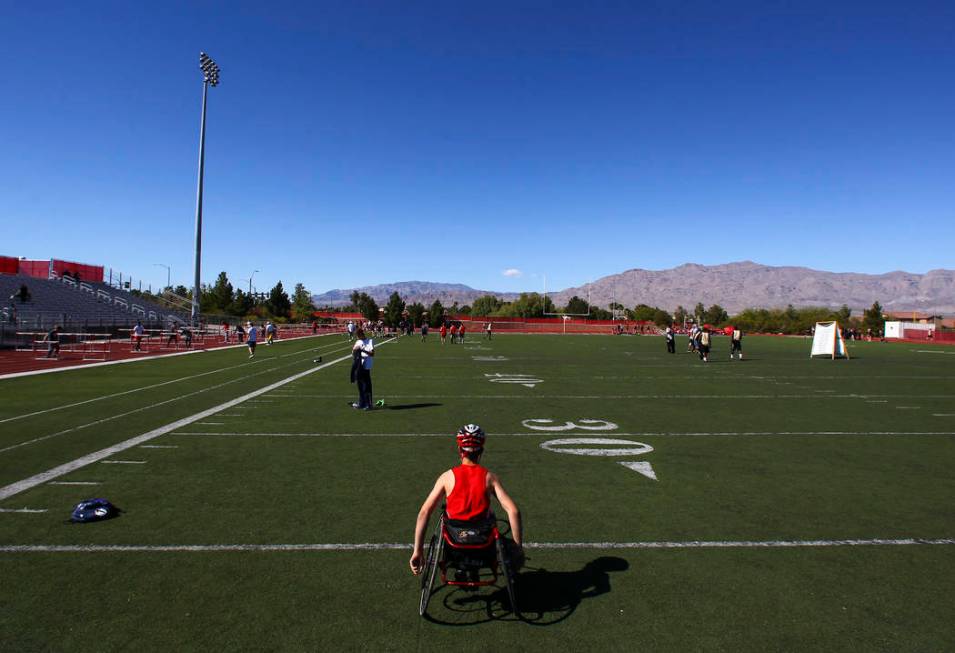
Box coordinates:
[489,473,522,547]
[409,471,450,574]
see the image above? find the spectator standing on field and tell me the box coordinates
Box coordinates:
[485,321,492,340]
[730,328,743,360]
[665,326,675,354]
[347,320,356,340]
[421,322,429,341]
[246,321,258,359]
[350,328,375,410]
[698,328,711,362]
[265,320,276,345]
[234,322,245,344]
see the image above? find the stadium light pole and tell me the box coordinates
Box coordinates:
[249,269,259,295]
[153,263,171,290]
[191,51,220,326]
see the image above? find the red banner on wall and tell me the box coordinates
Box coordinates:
[0,256,18,275]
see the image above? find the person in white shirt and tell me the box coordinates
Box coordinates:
[351,329,375,410]
[347,320,356,340]
[246,321,258,359]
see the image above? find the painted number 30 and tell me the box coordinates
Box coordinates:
[521,419,619,432]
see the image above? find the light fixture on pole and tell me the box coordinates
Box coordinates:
[191,51,221,326]
[153,263,171,290]
[249,269,259,295]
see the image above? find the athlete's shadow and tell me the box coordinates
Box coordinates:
[426,556,628,626]
[386,402,441,411]
[515,556,629,625]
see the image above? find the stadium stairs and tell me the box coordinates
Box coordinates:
[0,275,188,342]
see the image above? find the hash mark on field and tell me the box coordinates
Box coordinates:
[0,341,396,501]
[933,414,955,417]
[895,406,921,410]
[1,538,953,552]
[100,460,146,465]
[48,481,101,486]
[0,508,48,513]
[195,422,225,425]
[140,445,178,449]
[866,400,888,403]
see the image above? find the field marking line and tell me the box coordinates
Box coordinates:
[48,481,101,485]
[0,340,358,455]
[0,332,338,381]
[170,430,955,438]
[140,445,178,449]
[248,393,955,400]
[0,335,343,425]
[0,508,48,513]
[195,422,225,425]
[1,538,953,552]
[933,414,955,417]
[100,460,146,465]
[0,341,394,502]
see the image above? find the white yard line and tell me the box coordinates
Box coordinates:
[0,341,395,502]
[139,445,178,449]
[0,335,343,425]
[0,334,339,381]
[48,481,101,485]
[100,460,146,465]
[0,342,356,455]
[171,430,955,438]
[0,508,48,514]
[0,538,952,552]
[249,393,955,400]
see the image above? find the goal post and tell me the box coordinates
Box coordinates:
[810,321,850,359]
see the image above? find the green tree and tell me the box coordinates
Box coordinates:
[674,305,687,326]
[383,291,406,327]
[835,304,852,324]
[863,301,884,335]
[209,271,234,312]
[693,303,705,322]
[471,295,502,317]
[564,296,590,315]
[703,304,729,326]
[173,285,190,298]
[496,293,553,318]
[266,281,292,318]
[428,300,445,327]
[406,302,426,327]
[355,292,379,322]
[291,283,316,321]
[229,289,254,317]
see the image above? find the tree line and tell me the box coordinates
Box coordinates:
[324,291,889,334]
[130,271,316,322]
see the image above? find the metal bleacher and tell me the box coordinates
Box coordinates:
[0,274,188,330]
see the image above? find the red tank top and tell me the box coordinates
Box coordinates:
[446,465,490,521]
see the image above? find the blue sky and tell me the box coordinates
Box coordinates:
[1,2,953,295]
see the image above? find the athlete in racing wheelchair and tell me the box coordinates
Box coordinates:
[410,424,523,616]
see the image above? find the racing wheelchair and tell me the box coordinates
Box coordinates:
[418,509,519,617]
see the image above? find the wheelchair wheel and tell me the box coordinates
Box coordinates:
[495,537,519,616]
[418,532,442,616]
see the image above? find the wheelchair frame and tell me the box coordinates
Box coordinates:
[418,511,518,617]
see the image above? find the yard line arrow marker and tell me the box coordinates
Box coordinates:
[619,461,658,481]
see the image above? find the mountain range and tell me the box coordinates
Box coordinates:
[312,261,955,314]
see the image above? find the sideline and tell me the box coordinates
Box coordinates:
[0,332,338,381]
[0,340,355,454]
[0,335,343,425]
[0,538,952,553]
[0,338,395,501]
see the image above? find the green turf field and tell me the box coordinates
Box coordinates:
[2,332,954,651]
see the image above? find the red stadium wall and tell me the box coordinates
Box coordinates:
[17,259,51,278]
[0,256,18,275]
[51,259,104,283]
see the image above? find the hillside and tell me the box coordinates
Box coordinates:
[312,262,955,313]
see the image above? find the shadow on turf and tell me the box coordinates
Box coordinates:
[386,402,442,411]
[423,556,629,626]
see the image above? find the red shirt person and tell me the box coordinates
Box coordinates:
[410,424,523,574]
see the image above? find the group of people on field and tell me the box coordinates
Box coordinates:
[664,324,743,362]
